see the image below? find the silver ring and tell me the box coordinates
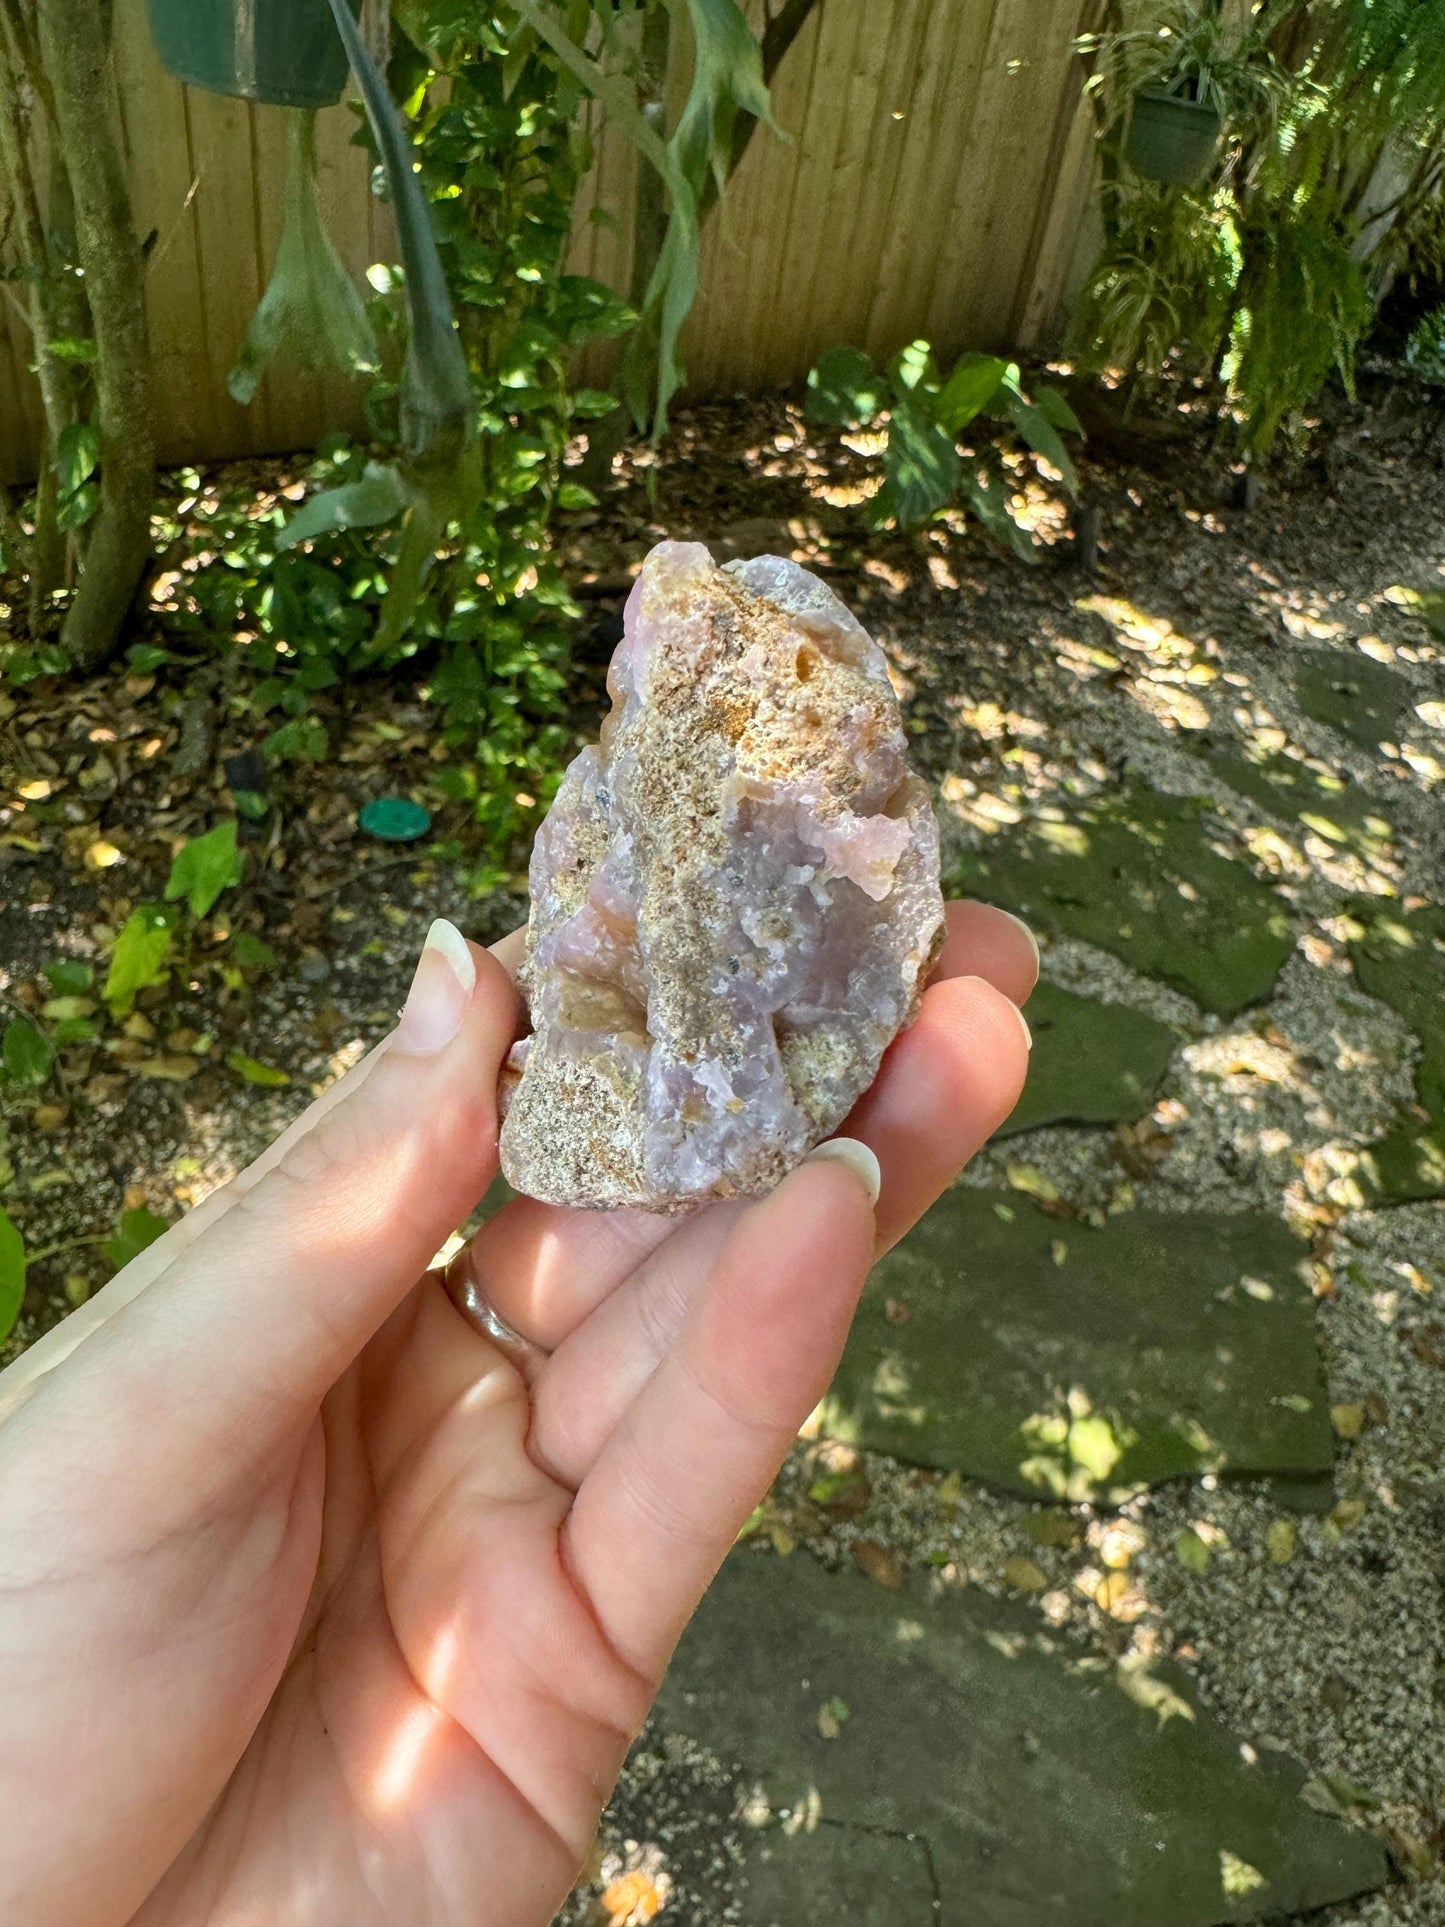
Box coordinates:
[442,1251,553,1367]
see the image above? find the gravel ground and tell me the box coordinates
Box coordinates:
[4,375,1444,1923]
[557,379,1445,1923]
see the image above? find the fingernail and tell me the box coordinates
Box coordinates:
[960,976,1032,1052]
[997,908,1041,973]
[394,919,476,1056]
[804,1136,882,1207]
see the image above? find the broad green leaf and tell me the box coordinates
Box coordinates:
[264,714,329,762]
[56,480,100,532]
[674,0,777,199]
[165,821,245,919]
[805,347,885,428]
[880,394,962,528]
[43,958,94,996]
[1005,391,1078,495]
[46,335,97,363]
[324,1,480,647]
[371,496,450,659]
[103,1205,170,1273]
[278,463,407,551]
[936,353,1010,434]
[51,1017,100,1046]
[226,1050,292,1088]
[2,643,69,683]
[232,933,279,969]
[228,111,378,406]
[126,643,172,675]
[324,0,470,458]
[571,387,620,419]
[891,339,939,393]
[630,0,777,433]
[2,1018,52,1086]
[56,420,100,496]
[1035,384,1084,437]
[0,1206,24,1344]
[104,905,178,1014]
[1174,1527,1211,1574]
[40,996,97,1022]
[962,470,1040,564]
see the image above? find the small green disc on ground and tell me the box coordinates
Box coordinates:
[358,797,432,842]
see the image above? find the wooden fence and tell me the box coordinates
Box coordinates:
[0,0,1103,485]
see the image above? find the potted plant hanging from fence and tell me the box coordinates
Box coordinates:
[1084,2,1271,190]
[1126,74,1223,187]
[148,0,360,109]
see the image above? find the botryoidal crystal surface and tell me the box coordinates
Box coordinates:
[499,541,945,1211]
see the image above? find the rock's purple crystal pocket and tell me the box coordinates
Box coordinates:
[499,540,945,1211]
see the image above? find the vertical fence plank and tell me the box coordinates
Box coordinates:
[182,82,268,459]
[109,0,221,467]
[964,0,1094,351]
[1016,83,1100,349]
[860,0,973,362]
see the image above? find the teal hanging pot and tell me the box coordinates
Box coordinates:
[148,0,360,109]
[1126,87,1223,188]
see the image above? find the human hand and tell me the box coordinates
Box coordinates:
[0,902,1034,1927]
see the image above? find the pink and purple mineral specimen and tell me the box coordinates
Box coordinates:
[498,540,945,1211]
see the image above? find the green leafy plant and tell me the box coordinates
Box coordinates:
[512,0,781,435]
[104,905,181,1017]
[0,958,101,1098]
[1072,181,1241,384]
[804,341,1082,557]
[228,110,378,405]
[102,821,245,1016]
[1,1016,53,1087]
[1405,302,1445,384]
[1227,215,1372,454]
[164,820,246,919]
[0,1203,24,1346]
[222,13,639,875]
[1075,0,1445,453]
[102,1205,169,1273]
[1080,0,1289,130]
[225,1050,292,1089]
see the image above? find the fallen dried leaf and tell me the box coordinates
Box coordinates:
[1266,1518,1298,1564]
[134,1055,201,1082]
[1330,1401,1365,1440]
[853,1540,904,1590]
[1003,1554,1048,1593]
[600,1870,665,1925]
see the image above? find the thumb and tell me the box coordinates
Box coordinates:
[81,921,517,1437]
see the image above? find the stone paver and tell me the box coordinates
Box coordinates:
[823,1189,1335,1500]
[951,787,1293,1018]
[1207,748,1396,858]
[1292,647,1415,752]
[997,981,1177,1138]
[656,1550,1388,1925]
[1348,901,1445,1201]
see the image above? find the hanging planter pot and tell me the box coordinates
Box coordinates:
[1126,85,1223,188]
[148,0,361,110]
